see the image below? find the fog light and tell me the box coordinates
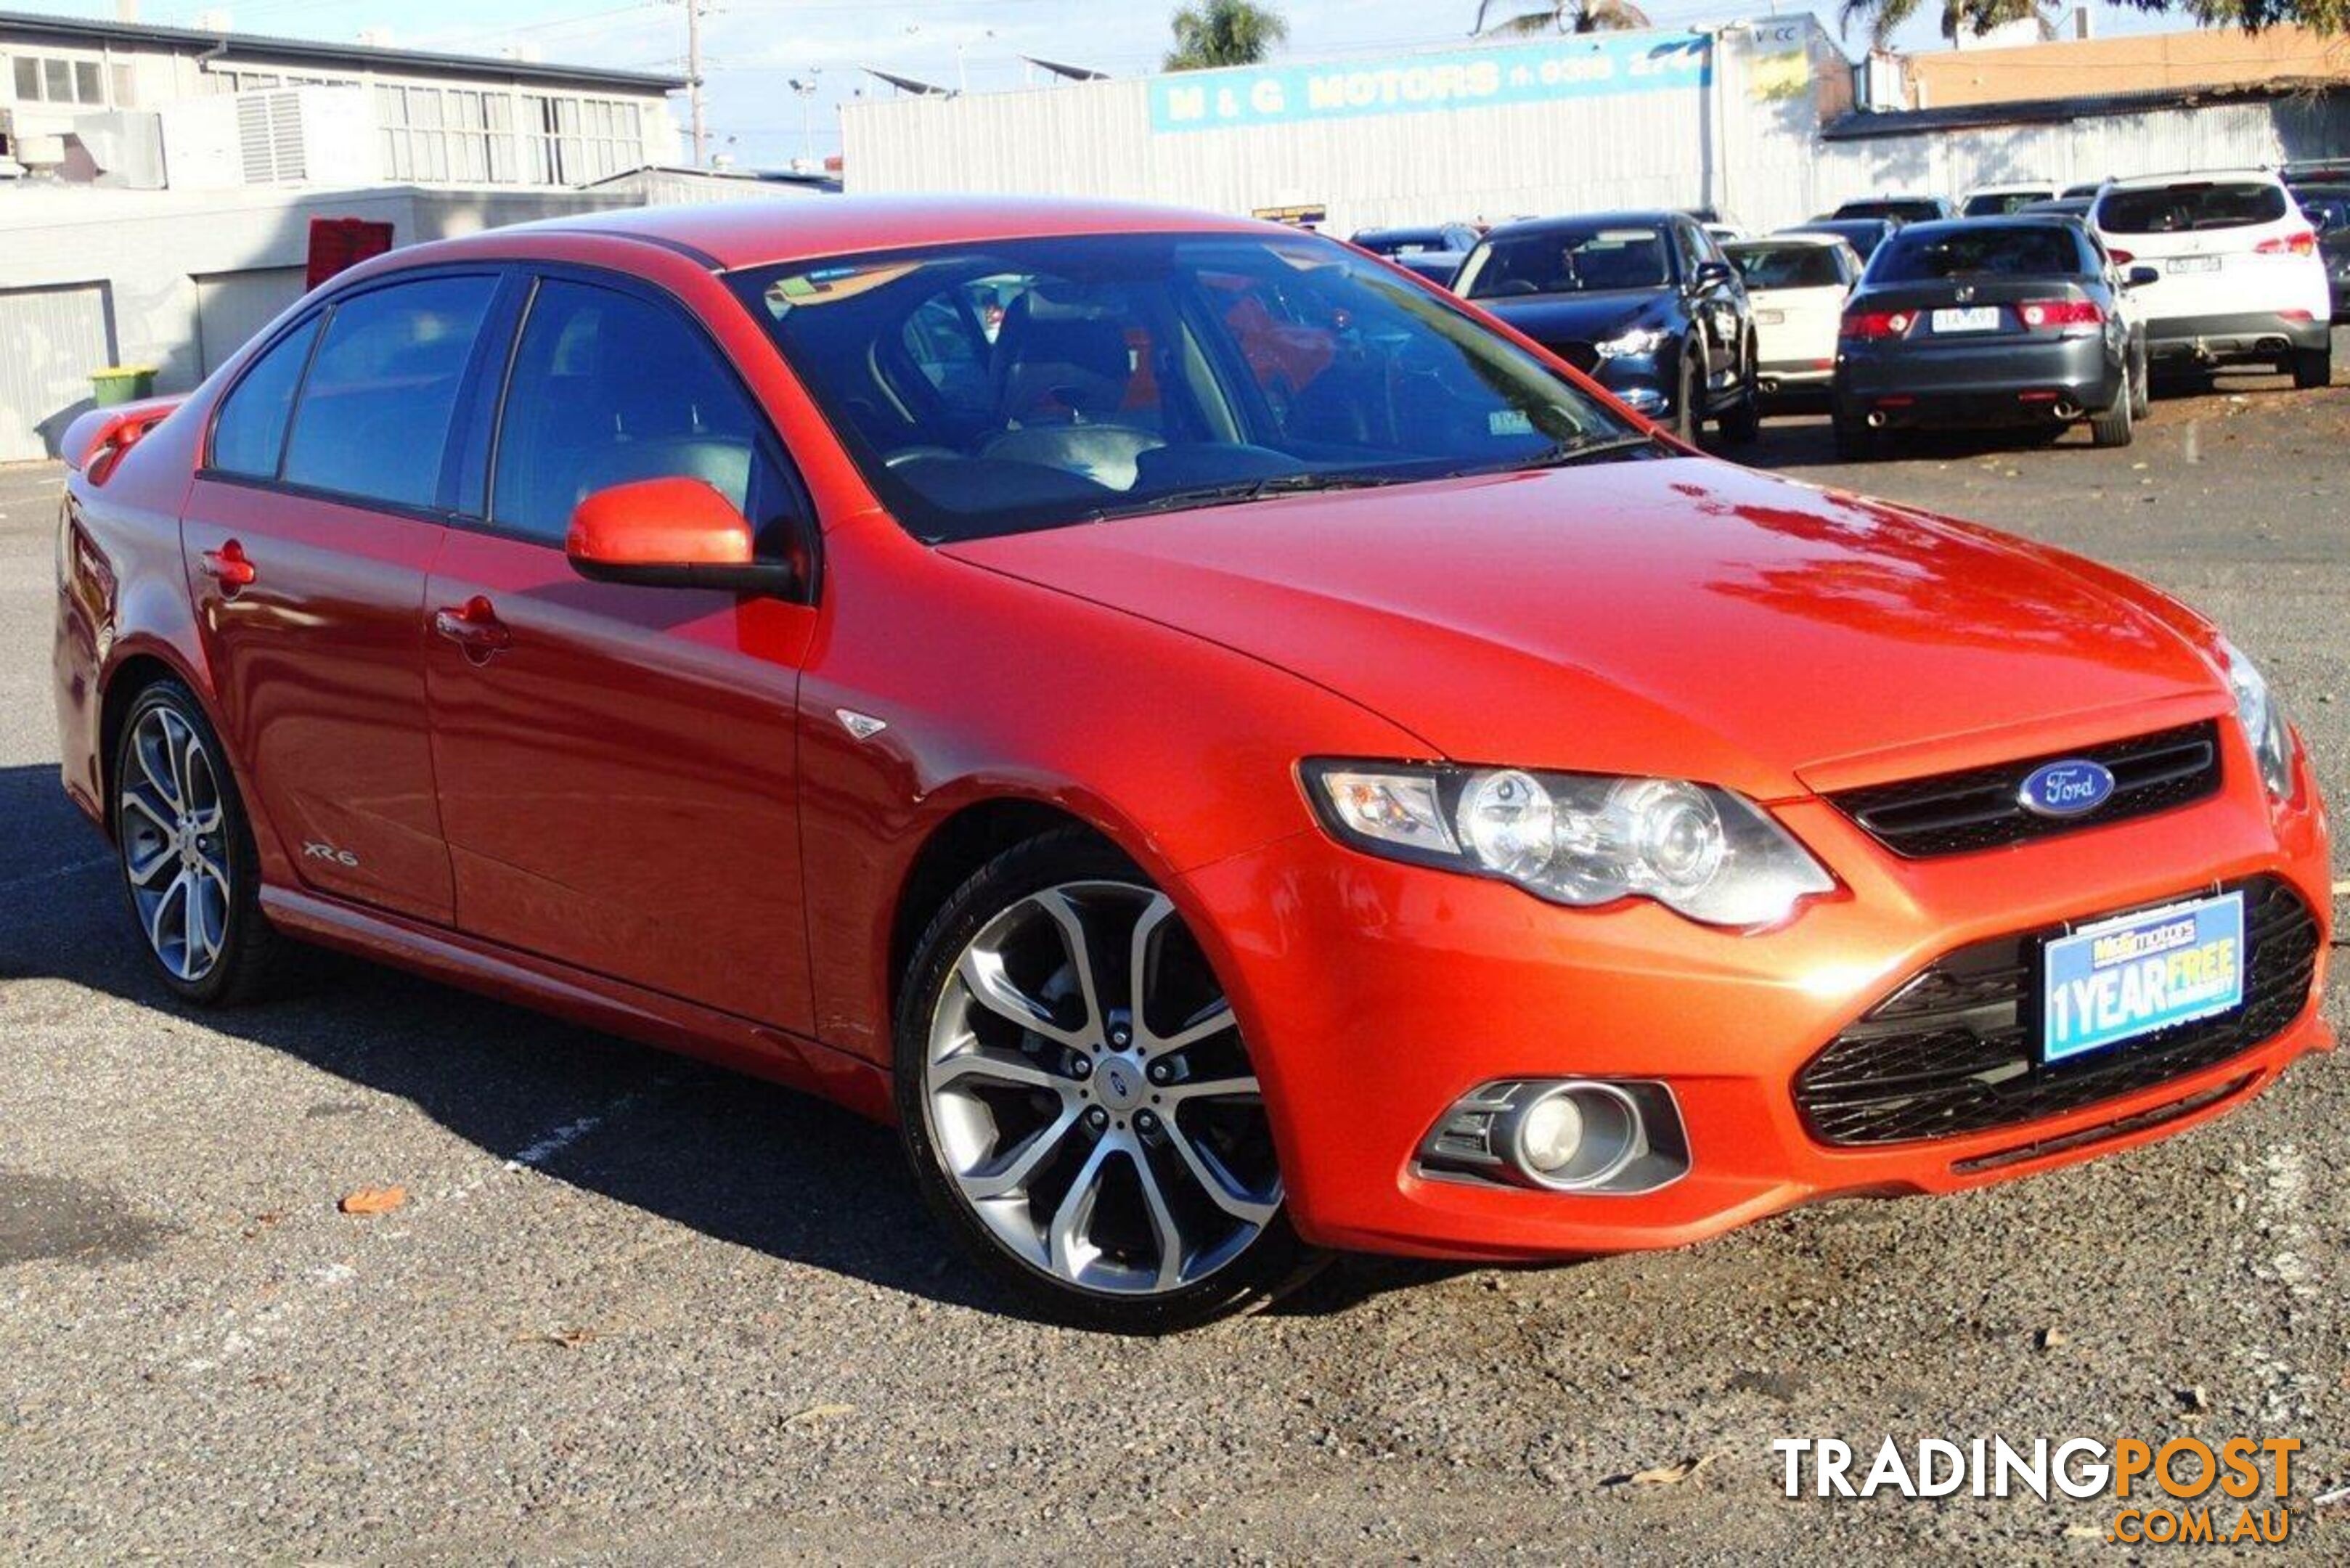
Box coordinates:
[1517,1093,1584,1174]
[1418,1079,1686,1195]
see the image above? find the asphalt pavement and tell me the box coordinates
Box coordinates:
[1,350,2345,1563]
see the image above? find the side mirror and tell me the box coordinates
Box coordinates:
[1693,260,1736,288]
[2123,265,2161,290]
[566,476,798,594]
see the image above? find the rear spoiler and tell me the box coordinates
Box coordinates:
[60,396,185,485]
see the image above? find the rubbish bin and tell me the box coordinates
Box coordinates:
[90,366,158,407]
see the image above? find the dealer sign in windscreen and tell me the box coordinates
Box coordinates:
[2044,892,2245,1063]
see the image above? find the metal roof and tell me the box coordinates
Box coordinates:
[1824,78,2343,142]
[0,8,684,94]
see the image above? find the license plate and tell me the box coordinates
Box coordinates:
[2167,256,2222,274]
[2041,892,2245,1063]
[1755,309,1784,324]
[1931,306,1999,332]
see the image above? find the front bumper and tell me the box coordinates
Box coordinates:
[1175,734,2330,1262]
[1835,334,2121,429]
[2144,310,2329,362]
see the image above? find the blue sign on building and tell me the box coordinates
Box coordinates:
[1147,33,1713,136]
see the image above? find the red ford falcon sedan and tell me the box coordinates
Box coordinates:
[52,198,2331,1331]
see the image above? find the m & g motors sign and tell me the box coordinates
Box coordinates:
[1148,33,1713,135]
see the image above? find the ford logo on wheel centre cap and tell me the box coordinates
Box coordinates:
[2018,759,2117,819]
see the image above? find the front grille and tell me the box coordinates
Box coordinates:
[1795,875,2319,1147]
[1549,342,1599,375]
[1829,721,2222,859]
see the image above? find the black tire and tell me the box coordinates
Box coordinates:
[2088,378,2134,448]
[1669,349,1700,443]
[110,679,294,1006]
[1831,412,1874,461]
[1714,364,1762,445]
[893,827,1318,1333]
[2291,343,2332,390]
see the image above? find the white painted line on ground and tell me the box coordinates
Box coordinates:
[0,855,111,892]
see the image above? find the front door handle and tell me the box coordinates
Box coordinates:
[432,595,512,660]
[200,539,257,591]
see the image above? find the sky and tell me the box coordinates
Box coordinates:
[47,0,2199,168]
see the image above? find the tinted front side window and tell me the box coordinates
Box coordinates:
[1869,226,2086,282]
[282,275,497,509]
[492,278,785,547]
[209,315,320,480]
[2098,182,2289,235]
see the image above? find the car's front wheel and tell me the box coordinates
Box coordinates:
[894,829,1310,1331]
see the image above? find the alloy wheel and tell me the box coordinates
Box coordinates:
[921,880,1281,1297]
[118,705,232,983]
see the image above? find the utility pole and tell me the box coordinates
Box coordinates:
[685,0,708,168]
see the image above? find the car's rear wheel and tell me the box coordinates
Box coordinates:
[1670,348,1700,443]
[2291,343,2333,390]
[894,830,1310,1331]
[1831,412,1874,460]
[113,680,290,1005]
[2088,376,2134,448]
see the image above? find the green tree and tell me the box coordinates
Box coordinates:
[1839,0,2349,46]
[1165,0,1291,70]
[1472,0,1654,33]
[1837,0,2057,49]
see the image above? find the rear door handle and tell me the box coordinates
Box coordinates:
[200,540,256,590]
[432,595,511,659]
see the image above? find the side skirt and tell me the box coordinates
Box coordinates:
[259,885,893,1124]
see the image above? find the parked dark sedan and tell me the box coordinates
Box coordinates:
[1453,211,1759,441]
[1831,195,1956,224]
[2290,183,2350,321]
[1778,216,1901,264]
[1832,217,2150,457]
[1352,224,1482,258]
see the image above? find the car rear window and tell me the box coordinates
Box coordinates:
[1961,192,2048,218]
[2097,182,2289,235]
[1869,226,2085,282]
[1837,200,1942,223]
[1727,243,1844,290]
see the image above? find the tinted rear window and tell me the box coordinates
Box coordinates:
[1837,200,1943,223]
[209,315,319,479]
[2098,182,2289,235]
[1728,243,1845,290]
[1869,226,2086,282]
[282,275,496,508]
[1962,192,2048,218]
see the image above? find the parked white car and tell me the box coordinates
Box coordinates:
[2089,168,2333,386]
[1723,233,1859,402]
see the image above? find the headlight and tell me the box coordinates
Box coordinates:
[2216,639,2296,799]
[1305,761,1835,928]
[1595,327,1669,359]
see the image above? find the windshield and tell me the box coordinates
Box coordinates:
[1868,225,2086,282]
[2097,182,2289,234]
[1456,225,1672,299]
[731,232,1643,543]
[1727,242,1845,290]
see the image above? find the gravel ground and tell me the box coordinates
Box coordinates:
[1,350,2345,1564]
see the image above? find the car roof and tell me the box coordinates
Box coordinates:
[2101,168,2283,191]
[1480,210,1684,238]
[1726,232,1844,249]
[1962,183,2055,195]
[420,194,1271,271]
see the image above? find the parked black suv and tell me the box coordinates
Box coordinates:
[1453,211,1760,442]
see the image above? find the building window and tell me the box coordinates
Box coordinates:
[11,54,106,106]
[372,84,642,187]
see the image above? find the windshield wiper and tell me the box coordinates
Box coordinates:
[1482,434,1660,474]
[1085,471,1414,521]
